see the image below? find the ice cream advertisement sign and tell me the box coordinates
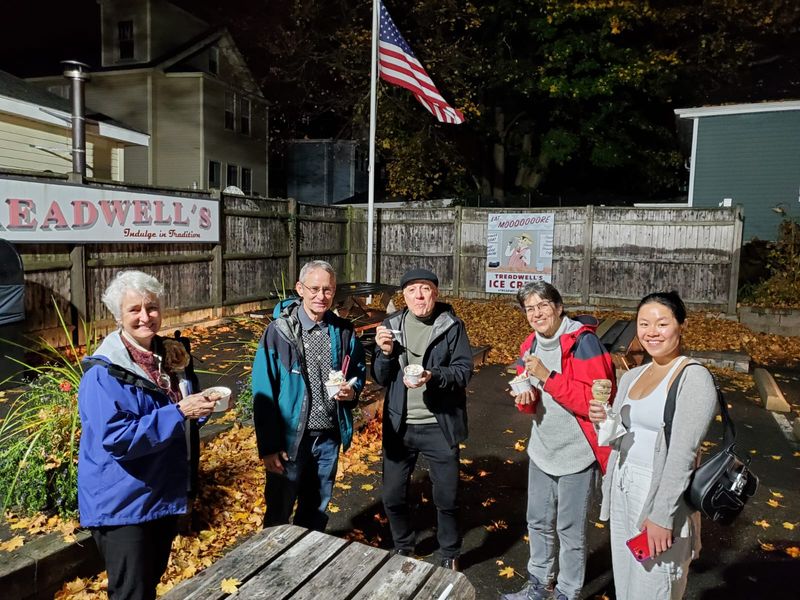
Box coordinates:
[486,212,554,293]
[0,179,219,243]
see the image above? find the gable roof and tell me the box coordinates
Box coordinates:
[0,70,149,145]
[91,27,263,98]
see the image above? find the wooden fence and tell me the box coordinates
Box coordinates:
[10,195,743,340]
[348,205,743,312]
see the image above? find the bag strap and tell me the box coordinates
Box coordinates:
[663,362,733,449]
[82,357,160,393]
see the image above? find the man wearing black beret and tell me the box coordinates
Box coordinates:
[373,268,473,571]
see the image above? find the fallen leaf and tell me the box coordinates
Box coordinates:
[484,520,508,532]
[498,566,516,578]
[770,455,782,461]
[593,522,606,529]
[754,520,771,529]
[0,536,24,552]
[329,504,340,513]
[786,547,800,559]
[482,498,497,507]
[361,484,374,491]
[220,578,240,594]
[783,522,796,531]
[759,540,776,552]
[514,440,527,452]
[504,429,514,434]
[61,577,88,594]
[771,491,784,499]
[460,458,474,465]
[767,499,781,508]
[459,443,467,450]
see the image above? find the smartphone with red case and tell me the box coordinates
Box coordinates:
[625,530,651,562]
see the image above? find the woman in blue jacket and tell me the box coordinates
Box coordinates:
[77,270,216,600]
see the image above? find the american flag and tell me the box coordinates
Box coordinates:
[378,1,465,125]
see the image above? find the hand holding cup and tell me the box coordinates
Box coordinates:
[403,364,430,388]
[178,392,217,419]
[588,378,612,424]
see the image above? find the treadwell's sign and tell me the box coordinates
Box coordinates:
[0,179,219,243]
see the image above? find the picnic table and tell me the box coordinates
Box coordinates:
[161,524,475,600]
[333,281,400,335]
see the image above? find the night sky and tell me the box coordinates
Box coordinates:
[1,1,103,77]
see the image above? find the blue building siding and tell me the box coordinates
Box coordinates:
[691,111,800,241]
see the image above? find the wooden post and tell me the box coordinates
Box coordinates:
[69,245,87,345]
[344,205,352,281]
[727,205,744,315]
[288,198,299,281]
[212,193,226,313]
[580,205,594,305]
[452,205,462,296]
[374,207,381,283]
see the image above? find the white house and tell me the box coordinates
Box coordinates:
[29,0,269,195]
[0,69,148,181]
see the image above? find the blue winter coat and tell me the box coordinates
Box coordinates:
[252,298,366,460]
[77,331,189,527]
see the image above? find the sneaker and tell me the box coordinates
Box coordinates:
[552,588,569,600]
[440,557,460,571]
[390,548,413,557]
[498,574,547,600]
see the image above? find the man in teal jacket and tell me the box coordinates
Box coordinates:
[252,260,366,532]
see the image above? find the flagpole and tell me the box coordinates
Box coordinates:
[366,0,379,283]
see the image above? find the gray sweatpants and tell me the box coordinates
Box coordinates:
[609,460,693,600]
[526,460,596,600]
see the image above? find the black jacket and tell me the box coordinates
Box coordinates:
[372,302,473,447]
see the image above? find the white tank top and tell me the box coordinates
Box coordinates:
[620,357,688,467]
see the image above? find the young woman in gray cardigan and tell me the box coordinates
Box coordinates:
[589,292,717,600]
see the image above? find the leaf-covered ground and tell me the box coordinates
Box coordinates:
[2,296,800,598]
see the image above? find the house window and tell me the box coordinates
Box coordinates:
[209,47,219,75]
[224,92,236,130]
[208,160,221,189]
[227,164,238,187]
[241,167,252,194]
[118,21,134,60]
[240,97,251,135]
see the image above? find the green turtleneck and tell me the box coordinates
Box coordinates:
[404,310,437,424]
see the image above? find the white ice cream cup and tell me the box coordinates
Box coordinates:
[510,378,533,395]
[404,364,424,385]
[205,386,232,412]
[326,382,343,399]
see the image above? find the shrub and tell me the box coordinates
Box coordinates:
[0,376,80,516]
[739,219,800,308]
[0,305,93,517]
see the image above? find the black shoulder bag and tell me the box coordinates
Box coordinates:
[663,363,758,525]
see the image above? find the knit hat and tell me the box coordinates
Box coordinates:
[400,268,439,288]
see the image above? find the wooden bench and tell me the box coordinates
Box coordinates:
[161,524,475,600]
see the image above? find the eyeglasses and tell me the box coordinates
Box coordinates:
[523,301,552,314]
[299,281,336,297]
